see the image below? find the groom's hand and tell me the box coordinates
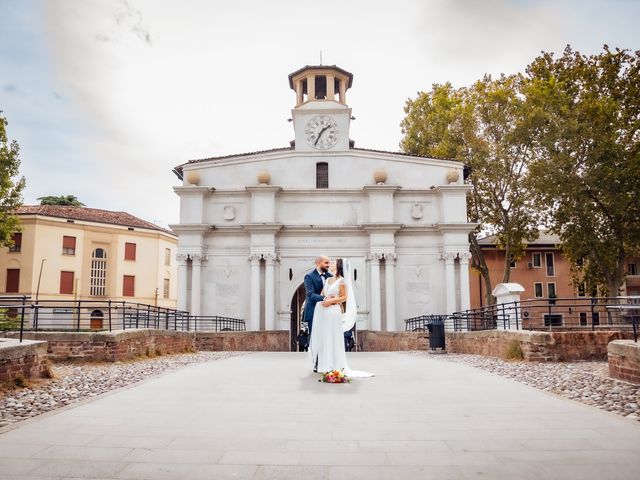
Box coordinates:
[321,298,333,307]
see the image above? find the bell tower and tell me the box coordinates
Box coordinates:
[288,65,353,152]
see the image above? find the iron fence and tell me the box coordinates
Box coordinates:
[445,297,639,342]
[0,296,246,342]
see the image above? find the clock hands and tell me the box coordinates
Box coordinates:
[314,123,334,146]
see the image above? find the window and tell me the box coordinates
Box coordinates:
[5,269,20,293]
[163,278,170,299]
[545,252,555,277]
[62,236,76,255]
[124,242,136,261]
[579,312,587,326]
[164,248,171,266]
[90,248,107,296]
[9,232,21,252]
[59,271,74,295]
[629,263,638,276]
[534,282,543,298]
[123,275,135,297]
[509,256,517,269]
[316,162,328,188]
[592,312,600,326]
[532,252,542,268]
[547,282,557,298]
[577,283,586,297]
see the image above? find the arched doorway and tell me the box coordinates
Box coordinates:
[90,309,104,329]
[290,283,306,352]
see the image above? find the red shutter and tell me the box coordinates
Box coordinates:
[124,243,136,261]
[6,269,20,293]
[60,271,74,294]
[62,236,76,249]
[123,275,135,297]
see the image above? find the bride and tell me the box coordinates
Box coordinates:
[309,258,374,378]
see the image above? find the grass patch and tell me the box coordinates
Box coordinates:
[504,340,524,361]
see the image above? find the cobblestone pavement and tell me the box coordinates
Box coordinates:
[0,352,241,429]
[414,352,640,422]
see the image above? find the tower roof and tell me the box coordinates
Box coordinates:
[288,65,353,90]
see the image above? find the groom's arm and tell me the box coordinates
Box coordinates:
[304,274,324,302]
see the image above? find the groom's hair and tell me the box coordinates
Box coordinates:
[315,255,329,265]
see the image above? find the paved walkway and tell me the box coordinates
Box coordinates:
[1,352,639,479]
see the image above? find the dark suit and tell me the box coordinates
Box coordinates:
[303,269,333,335]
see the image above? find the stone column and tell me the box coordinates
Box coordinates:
[249,254,262,331]
[326,75,335,100]
[307,75,316,101]
[191,254,205,316]
[442,252,456,315]
[295,79,303,105]
[339,79,346,103]
[368,253,382,331]
[264,254,277,331]
[459,252,471,312]
[384,253,397,331]
[176,254,189,312]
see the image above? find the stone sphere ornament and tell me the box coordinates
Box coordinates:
[257,170,271,185]
[185,170,201,185]
[373,168,387,185]
[446,169,460,184]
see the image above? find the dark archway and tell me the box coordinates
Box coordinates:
[290,283,306,352]
[90,309,104,329]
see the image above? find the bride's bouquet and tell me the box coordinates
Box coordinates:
[319,369,351,383]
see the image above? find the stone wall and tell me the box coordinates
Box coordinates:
[7,330,194,362]
[357,331,429,352]
[0,339,48,382]
[447,329,631,361]
[608,340,640,384]
[195,331,289,352]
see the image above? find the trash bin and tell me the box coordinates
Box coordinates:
[427,318,446,350]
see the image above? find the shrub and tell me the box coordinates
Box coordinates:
[504,340,524,360]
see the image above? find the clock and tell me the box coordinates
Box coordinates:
[305,115,339,149]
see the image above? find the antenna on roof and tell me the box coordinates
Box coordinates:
[320,50,322,65]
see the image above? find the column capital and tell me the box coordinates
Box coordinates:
[264,253,279,265]
[176,253,190,266]
[441,251,457,263]
[366,253,383,264]
[458,252,472,263]
[248,253,262,265]
[191,253,207,266]
[383,253,397,264]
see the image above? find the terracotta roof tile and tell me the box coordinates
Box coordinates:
[16,205,175,235]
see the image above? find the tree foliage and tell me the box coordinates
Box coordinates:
[0,113,25,247]
[400,76,540,305]
[524,45,640,296]
[37,195,85,206]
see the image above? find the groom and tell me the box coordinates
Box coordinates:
[303,256,332,371]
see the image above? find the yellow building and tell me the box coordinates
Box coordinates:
[0,205,178,308]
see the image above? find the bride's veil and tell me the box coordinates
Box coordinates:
[342,258,357,332]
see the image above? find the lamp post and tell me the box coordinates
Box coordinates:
[35,259,46,302]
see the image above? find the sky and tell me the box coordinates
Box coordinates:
[1,0,639,228]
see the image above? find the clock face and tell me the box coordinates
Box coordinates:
[305,115,339,150]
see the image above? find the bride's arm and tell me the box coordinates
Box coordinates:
[321,282,347,306]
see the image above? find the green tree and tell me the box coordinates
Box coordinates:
[37,195,85,206]
[400,76,540,306]
[0,113,25,247]
[524,45,640,296]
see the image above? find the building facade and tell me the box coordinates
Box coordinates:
[470,233,640,308]
[172,65,475,338]
[1,206,178,307]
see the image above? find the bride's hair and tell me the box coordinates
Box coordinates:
[336,258,344,278]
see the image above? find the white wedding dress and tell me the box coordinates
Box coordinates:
[309,276,374,378]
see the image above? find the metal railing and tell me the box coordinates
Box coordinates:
[0,297,246,342]
[447,297,639,342]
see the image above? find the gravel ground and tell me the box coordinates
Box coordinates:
[413,352,640,422]
[0,351,242,429]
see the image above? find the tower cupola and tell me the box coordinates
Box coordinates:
[288,65,353,106]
